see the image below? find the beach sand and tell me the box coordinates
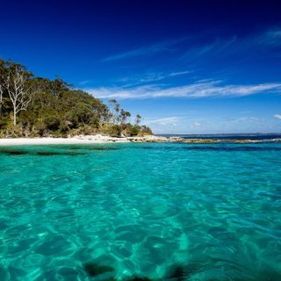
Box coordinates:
[0,135,166,146]
[1,135,280,146]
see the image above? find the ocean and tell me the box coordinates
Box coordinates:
[0,142,281,280]
[159,133,281,141]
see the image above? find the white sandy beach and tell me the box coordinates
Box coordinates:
[1,135,277,146]
[0,134,166,146]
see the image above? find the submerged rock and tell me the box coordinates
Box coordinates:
[0,149,27,155]
[166,263,202,281]
[126,276,153,281]
[166,265,186,281]
[83,262,114,277]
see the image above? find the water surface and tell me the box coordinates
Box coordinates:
[0,143,281,280]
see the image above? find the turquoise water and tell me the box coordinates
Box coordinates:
[0,143,281,281]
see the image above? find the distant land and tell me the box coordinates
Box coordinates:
[159,133,281,140]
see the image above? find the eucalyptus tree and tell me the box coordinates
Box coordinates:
[135,114,142,125]
[4,66,33,126]
[109,98,121,124]
[120,109,131,125]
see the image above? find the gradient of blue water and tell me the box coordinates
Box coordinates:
[0,143,281,280]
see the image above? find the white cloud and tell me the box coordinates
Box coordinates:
[146,116,183,133]
[85,80,281,100]
[190,121,201,128]
[147,116,180,127]
[274,114,281,120]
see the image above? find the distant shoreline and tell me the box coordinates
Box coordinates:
[1,134,281,146]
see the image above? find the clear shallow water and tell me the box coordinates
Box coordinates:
[0,143,281,281]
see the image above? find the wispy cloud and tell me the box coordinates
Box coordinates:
[182,27,281,62]
[168,70,191,77]
[79,80,92,86]
[116,70,191,86]
[260,28,281,46]
[103,37,185,62]
[182,36,237,60]
[147,116,181,127]
[190,121,201,128]
[274,114,281,120]
[103,26,281,63]
[85,80,281,99]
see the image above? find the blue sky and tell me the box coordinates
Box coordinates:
[1,0,281,134]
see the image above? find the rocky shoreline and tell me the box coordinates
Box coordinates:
[128,135,281,144]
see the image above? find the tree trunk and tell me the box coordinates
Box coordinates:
[13,110,16,126]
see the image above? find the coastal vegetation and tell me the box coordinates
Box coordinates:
[0,58,152,138]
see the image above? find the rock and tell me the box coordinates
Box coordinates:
[83,262,114,277]
[126,276,153,281]
[166,265,186,281]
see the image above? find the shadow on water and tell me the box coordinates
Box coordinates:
[126,277,152,281]
[165,265,187,281]
[80,261,281,281]
[166,263,204,281]
[0,145,119,156]
[2,260,281,281]
[2,144,281,156]
[83,262,115,277]
[0,148,86,156]
[81,262,203,281]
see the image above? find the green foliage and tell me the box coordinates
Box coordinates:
[100,123,122,137]
[0,58,152,137]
